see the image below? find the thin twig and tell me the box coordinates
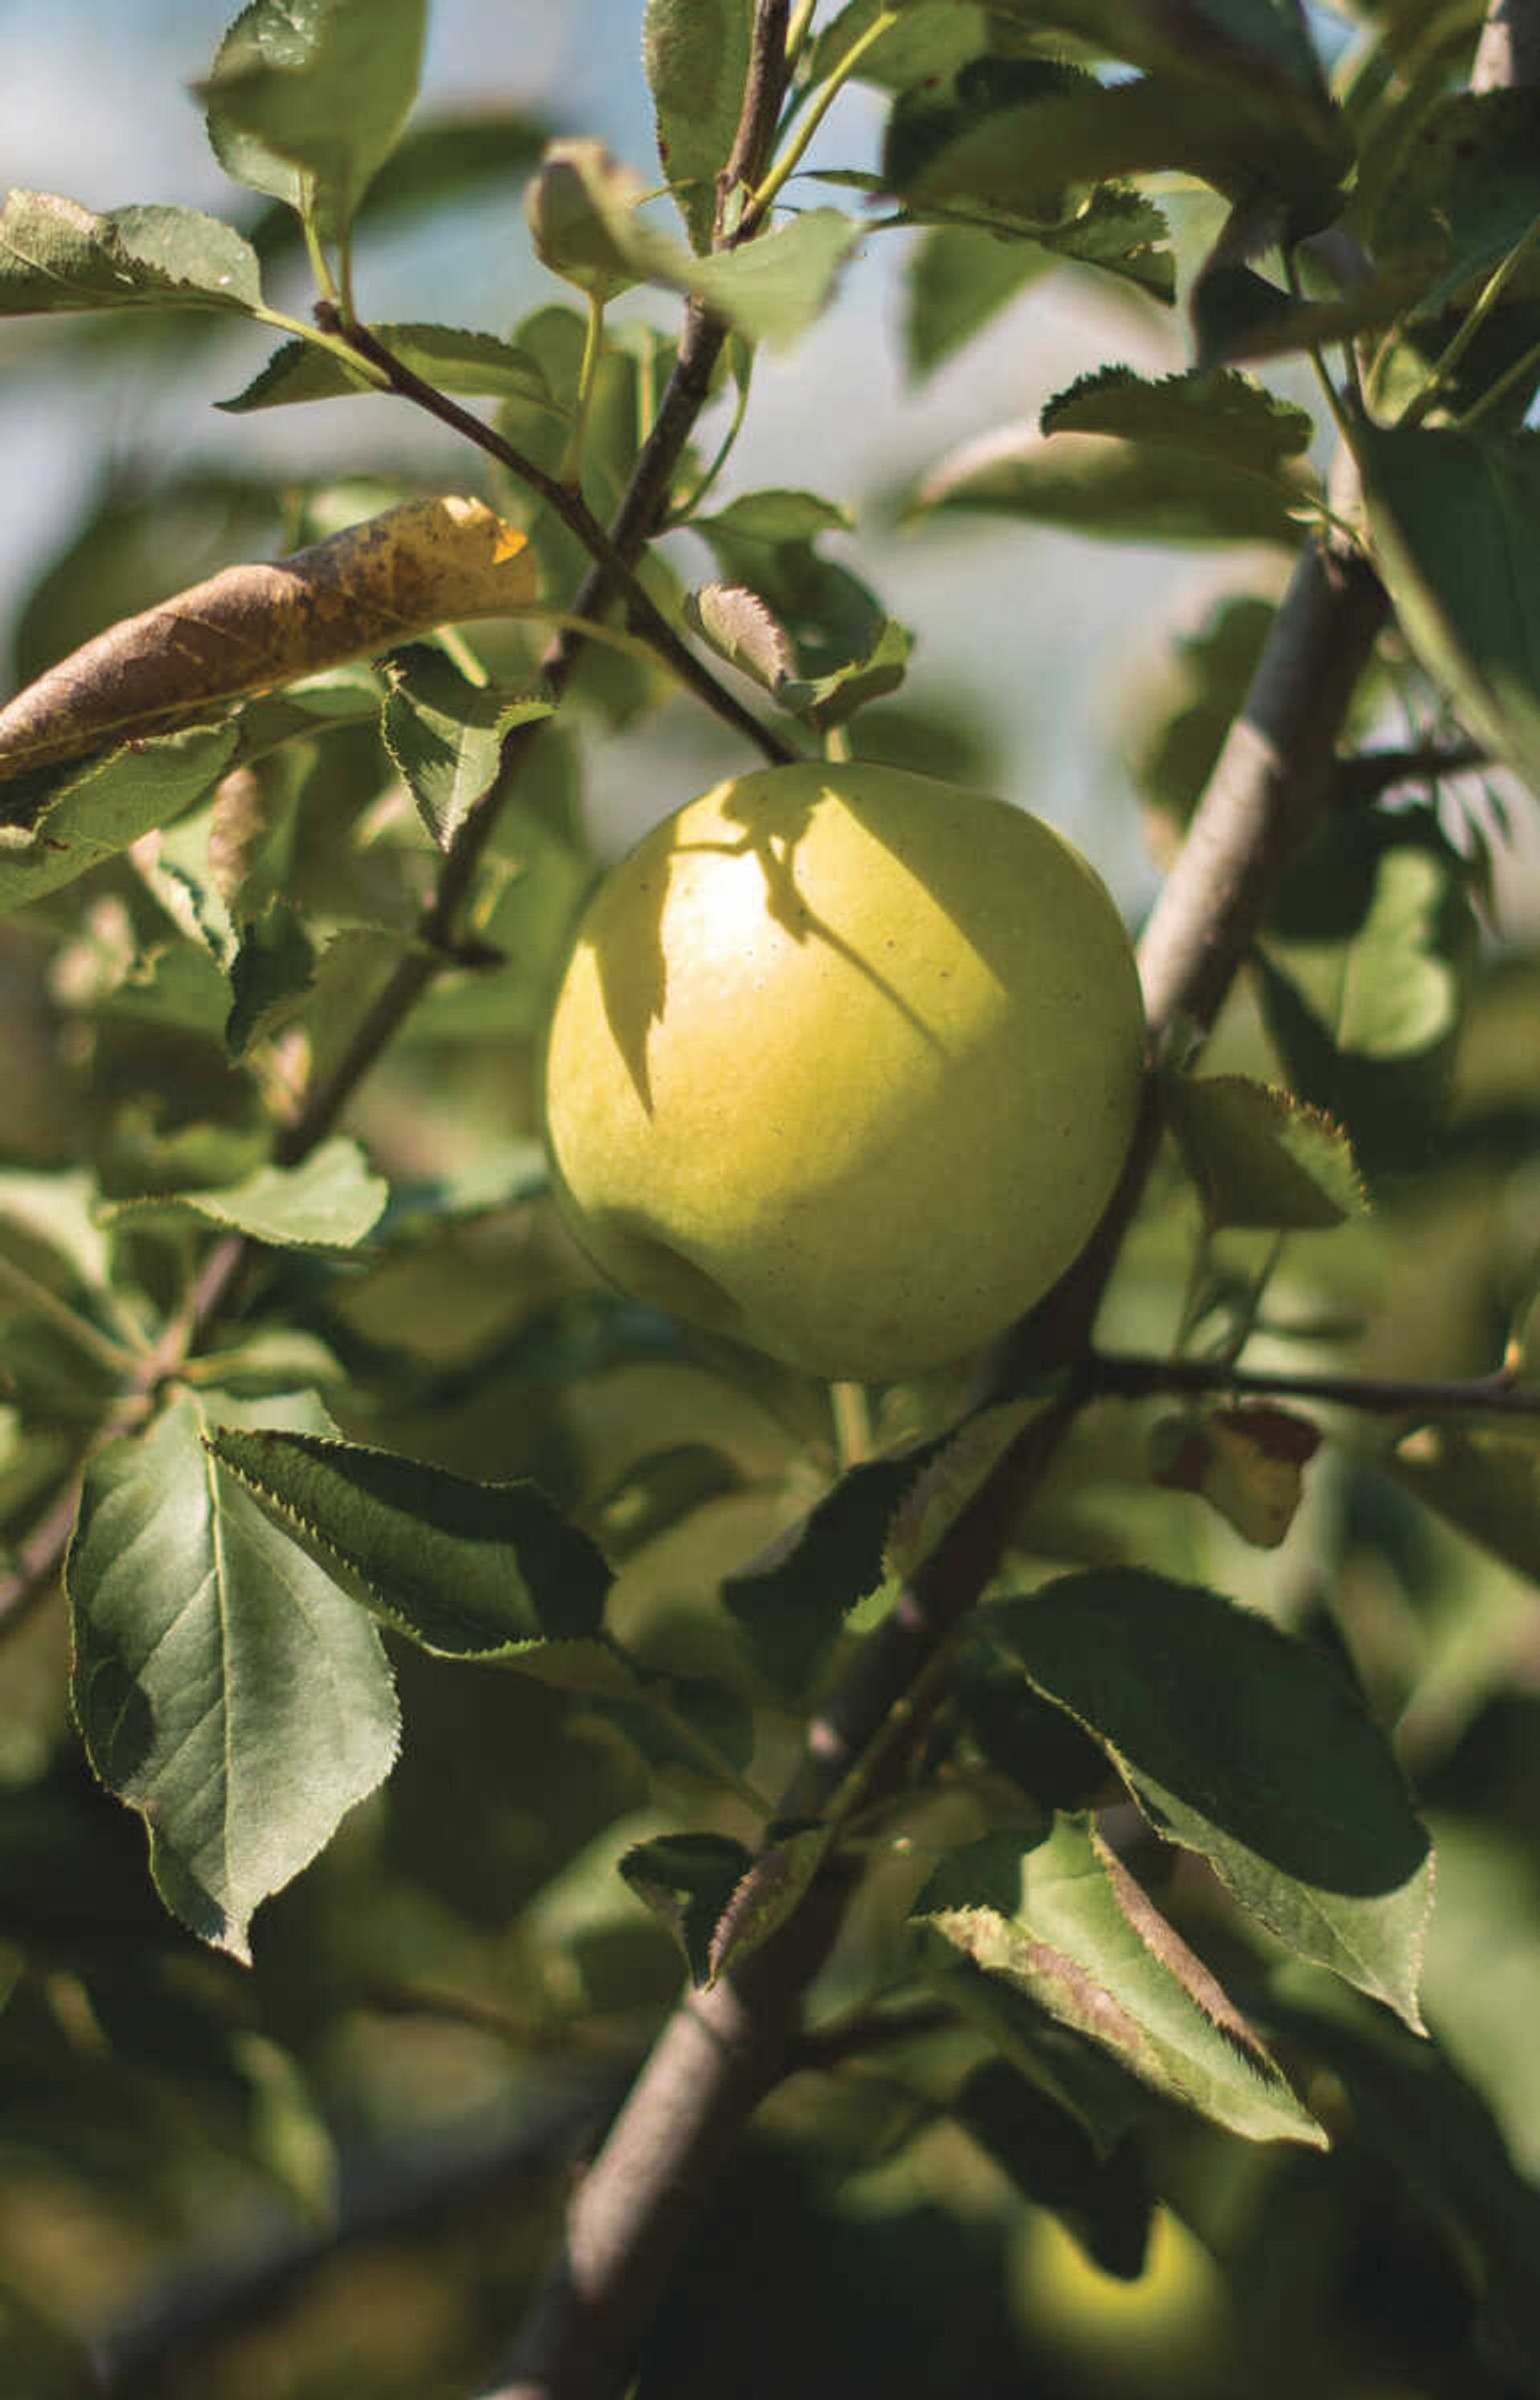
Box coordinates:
[1334,740,1486,804]
[316,307,796,768]
[1088,1352,1540,1420]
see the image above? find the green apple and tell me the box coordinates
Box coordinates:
[541,761,1145,1382]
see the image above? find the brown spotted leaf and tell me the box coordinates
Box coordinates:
[914,1815,1325,2145]
[0,497,535,780]
[1149,1403,1321,1549]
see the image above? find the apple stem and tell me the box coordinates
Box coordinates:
[830,1379,874,1470]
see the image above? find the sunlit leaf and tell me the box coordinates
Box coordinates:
[915,1816,1327,2143]
[0,499,535,782]
[203,0,427,240]
[380,645,553,850]
[1167,1072,1367,1230]
[104,1137,388,1252]
[987,1571,1434,2025]
[1257,807,1479,1183]
[0,727,239,917]
[0,190,262,317]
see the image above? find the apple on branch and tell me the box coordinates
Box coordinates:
[542,763,1147,1383]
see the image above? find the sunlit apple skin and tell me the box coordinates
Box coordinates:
[541,762,1145,1382]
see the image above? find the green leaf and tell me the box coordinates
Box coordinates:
[783,618,914,730]
[203,0,427,237]
[208,1426,612,1655]
[67,1395,399,1959]
[915,1817,1327,2144]
[619,1831,756,1984]
[218,322,558,413]
[692,491,886,682]
[1367,89,1540,322]
[1126,591,1275,832]
[1257,808,1478,1183]
[619,1822,828,1986]
[0,191,263,318]
[687,209,864,350]
[695,489,851,545]
[1358,426,1540,800]
[0,1169,111,1293]
[1032,187,1174,301]
[379,646,553,851]
[901,74,1347,241]
[987,1571,1434,2026]
[643,0,753,251]
[808,0,1010,91]
[1167,1073,1368,1230]
[104,1137,388,1253]
[904,223,1054,380]
[224,898,316,1059]
[884,1395,1053,1584]
[1384,1423,1540,1586]
[229,105,551,302]
[525,138,861,347]
[703,1822,829,1980]
[0,725,240,917]
[1042,366,1312,475]
[933,1952,1150,2151]
[976,0,1332,99]
[1192,257,1423,373]
[909,422,1309,545]
[724,1433,950,1693]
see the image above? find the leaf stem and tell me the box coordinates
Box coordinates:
[829,1380,873,1469]
[1400,212,1540,427]
[744,7,899,229]
[784,0,819,73]
[299,192,339,307]
[664,347,753,525]
[1451,327,1540,430]
[0,1251,140,1376]
[561,291,607,486]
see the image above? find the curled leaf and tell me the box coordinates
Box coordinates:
[684,582,796,695]
[0,497,535,781]
[1149,1402,1321,1549]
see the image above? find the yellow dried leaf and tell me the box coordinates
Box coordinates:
[0,497,535,780]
